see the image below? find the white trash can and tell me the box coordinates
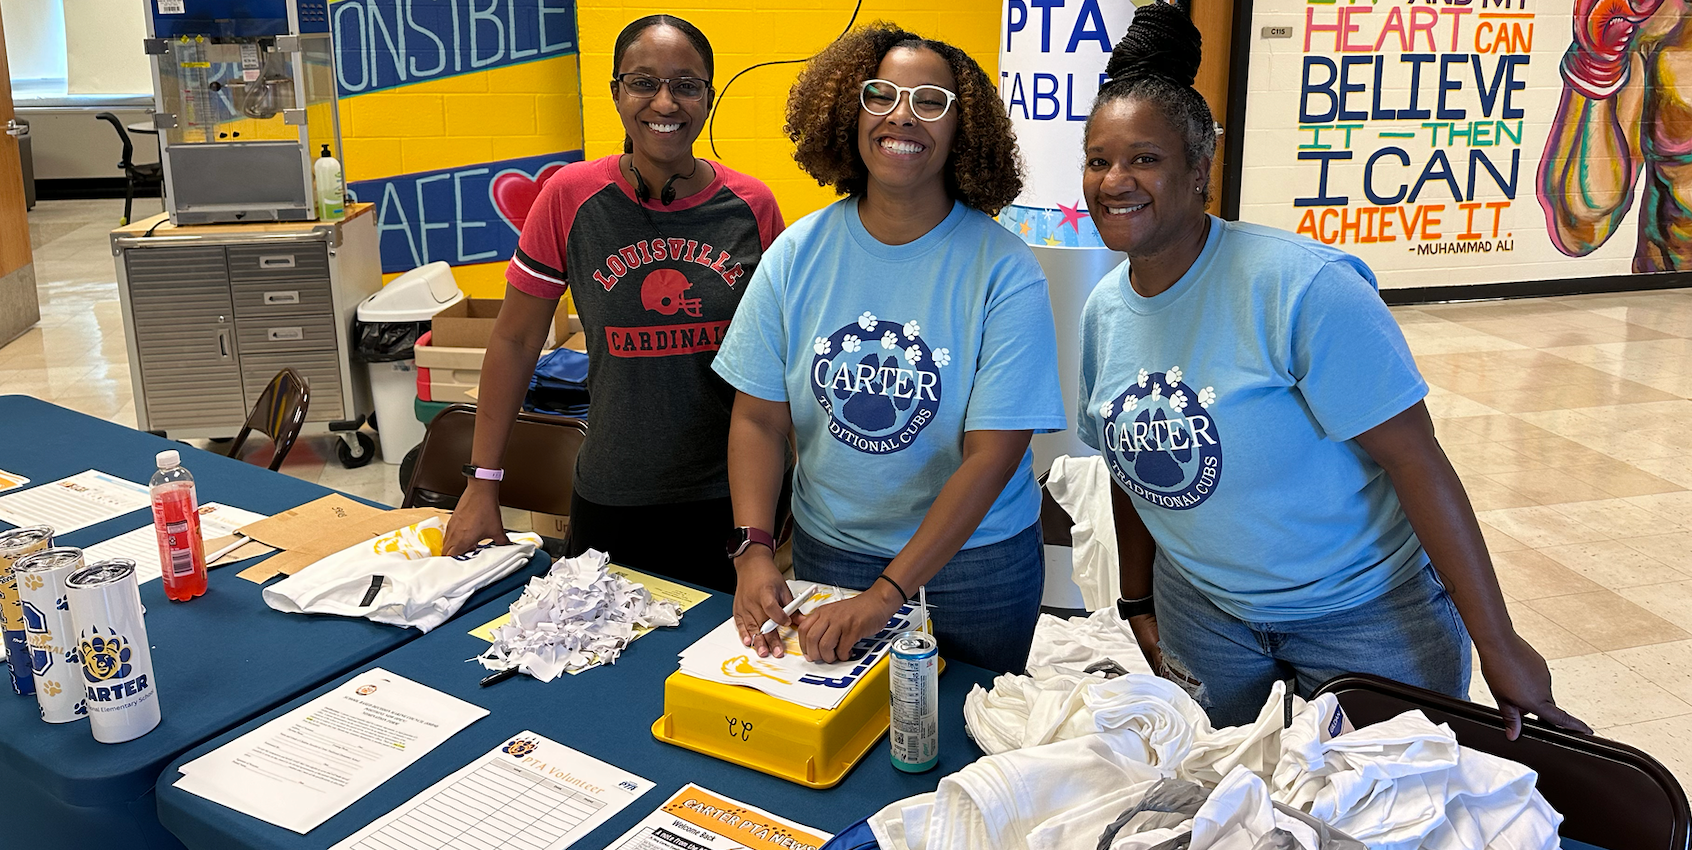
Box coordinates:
[354,262,463,464]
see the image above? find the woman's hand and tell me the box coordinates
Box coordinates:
[794,581,903,664]
[1480,633,1592,740]
[1124,612,1165,677]
[733,550,793,658]
[442,481,510,556]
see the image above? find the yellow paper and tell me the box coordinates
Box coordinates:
[0,470,29,493]
[469,565,712,669]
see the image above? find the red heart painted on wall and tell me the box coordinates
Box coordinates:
[491,163,567,233]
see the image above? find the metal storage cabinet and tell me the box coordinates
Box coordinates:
[111,203,381,464]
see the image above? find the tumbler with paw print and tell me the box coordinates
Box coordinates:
[14,547,87,723]
[66,559,159,743]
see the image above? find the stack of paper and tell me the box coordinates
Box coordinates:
[0,470,150,533]
[676,581,924,711]
[174,669,488,834]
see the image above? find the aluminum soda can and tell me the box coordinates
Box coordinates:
[889,629,939,773]
[66,559,160,743]
[15,547,88,723]
[0,526,54,696]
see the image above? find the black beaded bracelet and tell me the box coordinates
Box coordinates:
[876,573,910,601]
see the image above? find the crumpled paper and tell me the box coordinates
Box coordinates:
[473,549,682,681]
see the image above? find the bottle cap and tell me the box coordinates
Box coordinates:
[156,450,180,469]
[320,144,332,158]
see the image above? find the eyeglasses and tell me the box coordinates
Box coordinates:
[613,73,711,103]
[860,79,957,122]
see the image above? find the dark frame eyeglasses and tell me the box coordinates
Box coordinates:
[613,73,711,103]
[859,79,957,122]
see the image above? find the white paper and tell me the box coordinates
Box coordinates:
[83,503,269,584]
[156,0,184,12]
[331,731,652,850]
[0,470,150,533]
[174,668,488,834]
[607,784,831,850]
[676,582,925,711]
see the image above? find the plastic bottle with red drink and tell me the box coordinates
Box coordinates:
[150,450,207,601]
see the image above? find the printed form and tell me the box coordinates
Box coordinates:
[83,503,269,583]
[174,668,488,834]
[331,731,652,850]
[0,470,150,533]
[609,784,830,850]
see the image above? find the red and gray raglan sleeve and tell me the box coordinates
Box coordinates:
[719,168,786,250]
[505,168,581,301]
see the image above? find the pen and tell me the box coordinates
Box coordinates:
[205,534,251,565]
[759,584,819,635]
[480,667,520,687]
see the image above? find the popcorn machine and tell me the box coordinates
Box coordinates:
[145,0,340,224]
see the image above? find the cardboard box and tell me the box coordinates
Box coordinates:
[429,369,480,403]
[530,512,569,539]
[414,342,485,371]
[429,299,574,349]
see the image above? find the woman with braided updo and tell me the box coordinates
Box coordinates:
[712,25,1066,674]
[1075,2,1589,736]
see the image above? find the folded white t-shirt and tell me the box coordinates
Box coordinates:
[263,517,540,632]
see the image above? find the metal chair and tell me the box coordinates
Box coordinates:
[93,112,164,226]
[401,403,584,519]
[1314,673,1691,850]
[225,369,310,471]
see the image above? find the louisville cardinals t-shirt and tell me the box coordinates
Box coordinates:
[507,155,783,505]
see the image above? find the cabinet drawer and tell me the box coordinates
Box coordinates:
[241,352,345,423]
[231,278,334,318]
[236,314,340,354]
[227,244,330,283]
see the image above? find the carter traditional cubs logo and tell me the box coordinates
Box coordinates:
[1100,366,1223,510]
[503,736,540,758]
[79,628,133,683]
[810,312,951,454]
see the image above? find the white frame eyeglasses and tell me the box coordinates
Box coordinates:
[859,79,958,122]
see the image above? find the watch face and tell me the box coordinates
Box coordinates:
[725,527,748,558]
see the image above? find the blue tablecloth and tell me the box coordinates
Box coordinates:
[157,586,999,849]
[0,395,549,849]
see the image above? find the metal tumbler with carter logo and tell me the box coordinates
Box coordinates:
[15,547,88,723]
[0,526,54,696]
[66,559,160,743]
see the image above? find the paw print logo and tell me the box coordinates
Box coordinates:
[1170,390,1189,411]
[1167,365,1184,385]
[904,345,923,365]
[881,330,899,349]
[502,737,539,758]
[837,353,913,431]
[55,596,67,611]
[42,679,61,697]
[22,574,42,592]
[903,320,922,339]
[813,336,832,356]
[1198,387,1217,408]
[857,311,878,332]
[73,700,87,716]
[932,348,951,368]
[1136,369,1149,387]
[1149,383,1163,401]
[79,632,133,683]
[842,334,861,353]
[1132,408,1192,487]
[1101,400,1114,419]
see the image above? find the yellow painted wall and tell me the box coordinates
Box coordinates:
[576,1,1000,225]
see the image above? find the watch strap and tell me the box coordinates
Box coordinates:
[461,465,505,481]
[1117,594,1155,620]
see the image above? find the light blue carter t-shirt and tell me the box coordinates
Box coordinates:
[1076,216,1430,622]
[715,198,1068,558]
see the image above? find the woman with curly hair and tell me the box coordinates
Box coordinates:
[711,25,1066,674]
[1075,2,1587,737]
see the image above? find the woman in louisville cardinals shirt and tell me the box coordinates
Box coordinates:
[441,15,783,592]
[712,26,1067,675]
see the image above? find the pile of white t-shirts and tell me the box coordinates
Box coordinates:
[475,549,682,681]
[902,677,1560,850]
[1026,607,1156,679]
[262,517,540,632]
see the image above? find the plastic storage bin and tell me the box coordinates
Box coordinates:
[354,262,462,463]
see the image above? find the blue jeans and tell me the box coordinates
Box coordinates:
[1154,555,1472,727]
[791,523,1044,675]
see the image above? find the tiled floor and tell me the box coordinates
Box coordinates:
[5,199,1692,784]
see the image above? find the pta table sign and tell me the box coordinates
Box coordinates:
[997,0,1144,248]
